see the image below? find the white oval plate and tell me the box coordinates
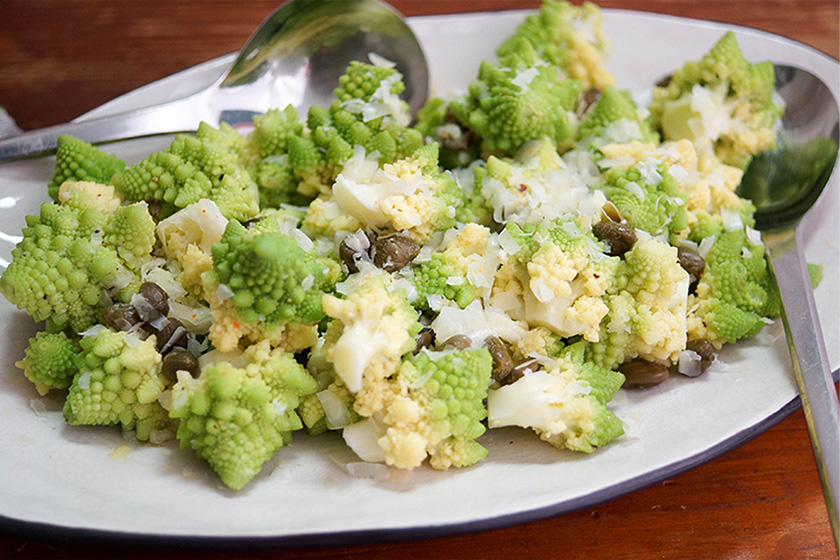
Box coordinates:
[0,8,838,544]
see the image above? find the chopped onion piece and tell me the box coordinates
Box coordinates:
[343,419,386,463]
[316,390,353,428]
[77,371,92,390]
[678,349,704,377]
[346,462,390,480]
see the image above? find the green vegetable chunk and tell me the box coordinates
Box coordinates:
[170,344,318,490]
[63,329,170,441]
[46,135,126,201]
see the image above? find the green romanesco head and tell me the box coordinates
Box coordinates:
[449,54,582,157]
[598,162,689,239]
[46,135,126,202]
[376,348,492,470]
[0,200,154,333]
[688,228,779,345]
[251,106,305,159]
[587,237,689,368]
[650,31,782,168]
[103,202,156,269]
[208,219,339,327]
[487,341,624,453]
[576,86,659,147]
[16,331,80,396]
[63,328,170,441]
[112,132,259,221]
[334,60,406,108]
[170,343,318,490]
[496,0,615,90]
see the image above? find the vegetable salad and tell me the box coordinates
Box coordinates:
[1,0,786,490]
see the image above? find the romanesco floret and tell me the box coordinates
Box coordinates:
[596,160,689,239]
[496,0,614,90]
[487,341,624,453]
[46,135,126,202]
[16,331,80,396]
[587,237,690,368]
[449,45,582,157]
[649,31,782,168]
[0,199,156,333]
[243,106,315,209]
[321,273,421,415]
[411,223,500,311]
[63,328,170,441]
[374,348,493,470]
[492,218,617,342]
[598,139,748,234]
[478,136,607,225]
[170,342,318,489]
[202,219,339,352]
[332,143,464,243]
[111,132,259,221]
[686,227,779,346]
[242,60,421,201]
[576,86,659,149]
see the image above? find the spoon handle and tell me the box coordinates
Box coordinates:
[764,226,840,548]
[0,90,213,161]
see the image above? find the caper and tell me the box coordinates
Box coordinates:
[503,358,538,386]
[656,73,673,88]
[686,338,716,374]
[619,359,669,388]
[441,334,472,351]
[102,303,142,332]
[677,246,706,291]
[145,317,188,353]
[577,87,602,117]
[137,282,169,321]
[161,347,199,382]
[372,231,420,272]
[339,231,371,274]
[484,336,514,383]
[592,220,637,257]
[413,328,435,355]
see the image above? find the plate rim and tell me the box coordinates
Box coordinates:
[2,6,838,546]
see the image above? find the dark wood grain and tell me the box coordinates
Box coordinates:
[0,1,838,558]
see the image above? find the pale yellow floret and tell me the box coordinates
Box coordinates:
[567,33,615,90]
[301,193,362,239]
[332,152,449,244]
[527,242,585,299]
[511,326,558,361]
[321,276,416,417]
[58,181,123,214]
[520,242,610,342]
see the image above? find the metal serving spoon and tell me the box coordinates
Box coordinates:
[0,0,429,161]
[738,64,840,547]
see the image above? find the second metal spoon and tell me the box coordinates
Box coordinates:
[738,64,840,549]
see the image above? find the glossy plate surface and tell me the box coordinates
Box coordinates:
[0,8,838,543]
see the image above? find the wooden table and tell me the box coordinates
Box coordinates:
[0,1,837,558]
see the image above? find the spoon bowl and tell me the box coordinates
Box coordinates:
[737,64,840,548]
[0,0,429,161]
